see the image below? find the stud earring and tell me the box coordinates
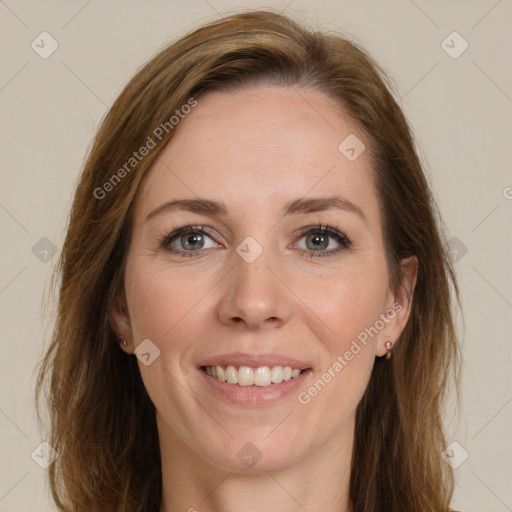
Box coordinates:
[119,335,127,347]
[385,340,393,360]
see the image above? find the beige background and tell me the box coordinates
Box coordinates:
[1,1,511,511]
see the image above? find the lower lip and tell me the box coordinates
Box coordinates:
[198,368,312,406]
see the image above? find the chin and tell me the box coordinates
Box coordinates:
[194,428,310,474]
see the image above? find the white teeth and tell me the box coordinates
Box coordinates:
[204,365,304,387]
[238,366,254,386]
[216,365,225,382]
[271,365,284,383]
[254,367,271,386]
[224,365,238,384]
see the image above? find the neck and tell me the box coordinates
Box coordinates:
[158,416,354,512]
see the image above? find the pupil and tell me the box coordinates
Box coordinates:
[183,232,203,250]
[308,234,327,250]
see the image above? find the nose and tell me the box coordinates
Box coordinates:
[217,247,292,331]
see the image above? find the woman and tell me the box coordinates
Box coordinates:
[36,10,461,512]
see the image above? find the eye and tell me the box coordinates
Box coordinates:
[158,223,352,259]
[159,224,219,257]
[294,224,352,259]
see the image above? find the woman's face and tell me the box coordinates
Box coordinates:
[113,85,416,472]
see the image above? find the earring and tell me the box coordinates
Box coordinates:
[119,335,127,347]
[385,340,393,360]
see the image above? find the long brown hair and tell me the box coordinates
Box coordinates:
[35,10,461,511]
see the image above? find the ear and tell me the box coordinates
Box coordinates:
[109,290,134,354]
[376,255,418,357]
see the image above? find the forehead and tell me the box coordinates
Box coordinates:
[134,85,380,227]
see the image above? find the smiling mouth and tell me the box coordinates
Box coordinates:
[201,365,310,387]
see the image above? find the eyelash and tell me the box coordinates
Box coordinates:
[157,223,352,259]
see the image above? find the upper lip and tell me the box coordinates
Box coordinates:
[197,352,312,370]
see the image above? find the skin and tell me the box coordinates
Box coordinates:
[111,85,418,512]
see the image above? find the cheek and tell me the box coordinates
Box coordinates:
[302,263,389,352]
[294,262,387,409]
[123,261,210,424]
[124,259,203,343]
[293,274,382,445]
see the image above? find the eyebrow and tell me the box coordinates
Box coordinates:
[145,196,368,225]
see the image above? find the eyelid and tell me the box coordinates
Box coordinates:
[159,224,220,250]
[293,224,350,242]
